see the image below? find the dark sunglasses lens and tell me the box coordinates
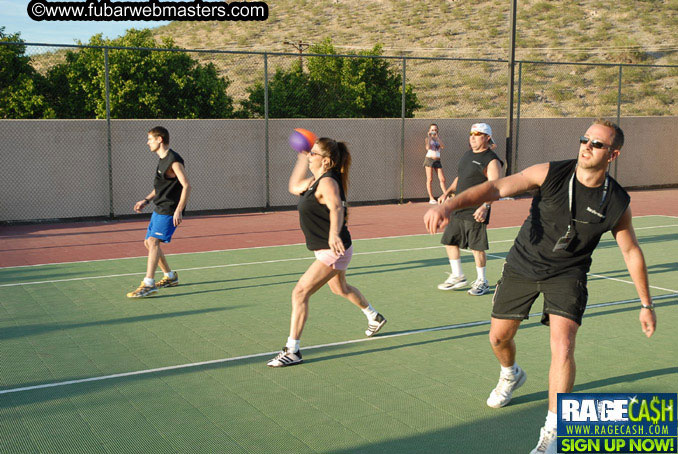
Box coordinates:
[580,136,608,149]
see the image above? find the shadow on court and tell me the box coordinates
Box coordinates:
[590,261,678,282]
[305,297,678,366]
[166,257,500,298]
[511,367,678,408]
[4,297,676,408]
[0,306,238,341]
[319,407,544,453]
[596,232,678,250]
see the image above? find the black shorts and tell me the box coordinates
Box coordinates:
[440,216,488,250]
[491,264,589,326]
[423,158,443,169]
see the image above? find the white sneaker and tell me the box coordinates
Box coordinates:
[429,199,437,204]
[365,313,387,337]
[267,347,303,367]
[468,279,490,296]
[529,426,557,454]
[486,365,527,408]
[437,274,467,290]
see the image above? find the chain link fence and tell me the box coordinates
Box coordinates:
[1,42,677,222]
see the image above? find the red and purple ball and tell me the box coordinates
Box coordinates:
[289,128,318,153]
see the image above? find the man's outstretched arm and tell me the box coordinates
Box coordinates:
[424,162,550,234]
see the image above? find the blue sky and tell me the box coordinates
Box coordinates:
[1,0,169,45]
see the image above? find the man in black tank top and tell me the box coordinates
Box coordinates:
[126,126,192,298]
[436,123,503,296]
[424,120,656,454]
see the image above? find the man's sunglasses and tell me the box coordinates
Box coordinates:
[579,136,611,150]
[470,131,486,136]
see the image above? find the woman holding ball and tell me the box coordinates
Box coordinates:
[267,137,387,367]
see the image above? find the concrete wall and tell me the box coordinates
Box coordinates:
[1,117,676,222]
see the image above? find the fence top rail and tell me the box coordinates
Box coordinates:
[518,59,678,69]
[3,41,677,69]
[1,40,502,62]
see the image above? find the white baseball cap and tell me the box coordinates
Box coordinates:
[470,123,492,138]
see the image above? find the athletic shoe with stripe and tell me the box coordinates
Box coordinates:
[267,347,303,367]
[437,274,467,290]
[468,279,490,296]
[126,281,158,298]
[530,426,557,454]
[486,365,527,408]
[365,313,387,337]
[157,272,179,288]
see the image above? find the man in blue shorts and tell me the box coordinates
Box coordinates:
[127,126,191,298]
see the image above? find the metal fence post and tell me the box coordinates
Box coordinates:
[400,57,406,203]
[515,61,522,173]
[264,52,270,209]
[615,64,623,180]
[104,47,114,218]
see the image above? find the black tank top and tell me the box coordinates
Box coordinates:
[153,149,185,215]
[506,160,630,280]
[298,171,352,251]
[454,148,503,223]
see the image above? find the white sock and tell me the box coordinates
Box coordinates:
[286,337,300,353]
[476,266,486,282]
[450,259,462,277]
[501,364,517,376]
[143,277,155,287]
[362,304,378,321]
[545,410,557,432]
[164,270,176,279]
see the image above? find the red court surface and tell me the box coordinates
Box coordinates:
[1,188,677,268]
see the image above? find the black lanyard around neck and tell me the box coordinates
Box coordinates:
[567,171,609,225]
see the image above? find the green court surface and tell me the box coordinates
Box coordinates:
[1,215,676,454]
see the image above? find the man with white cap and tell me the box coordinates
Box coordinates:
[436,122,503,296]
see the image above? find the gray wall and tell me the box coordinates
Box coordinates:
[1,117,676,222]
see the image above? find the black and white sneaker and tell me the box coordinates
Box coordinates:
[267,347,303,367]
[365,313,387,337]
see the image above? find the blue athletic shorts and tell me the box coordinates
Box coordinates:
[145,212,177,243]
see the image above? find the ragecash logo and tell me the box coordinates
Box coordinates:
[558,393,677,453]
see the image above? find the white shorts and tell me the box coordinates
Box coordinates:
[314,245,353,270]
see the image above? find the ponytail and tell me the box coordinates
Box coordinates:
[315,138,351,193]
[335,142,351,194]
[316,138,352,220]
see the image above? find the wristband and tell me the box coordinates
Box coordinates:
[641,303,655,310]
[143,198,151,204]
[483,203,491,209]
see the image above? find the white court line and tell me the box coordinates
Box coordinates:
[1,292,675,396]
[3,221,678,288]
[0,246,444,287]
[1,243,518,288]
[483,252,678,294]
[0,232,470,270]
[1,214,673,270]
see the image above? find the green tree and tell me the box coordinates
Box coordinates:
[307,39,420,118]
[46,29,235,119]
[240,38,420,118]
[239,62,315,118]
[0,28,55,119]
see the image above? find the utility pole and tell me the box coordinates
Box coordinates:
[284,40,310,69]
[505,0,518,176]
